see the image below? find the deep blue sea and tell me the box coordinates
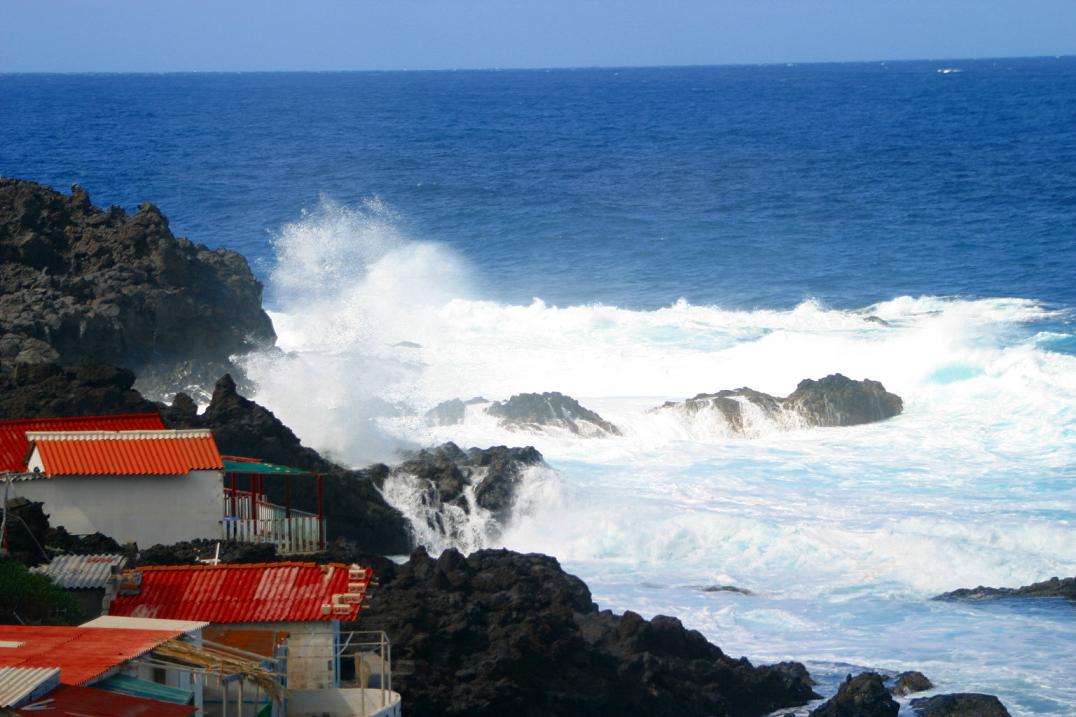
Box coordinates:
[2,59,1075,715]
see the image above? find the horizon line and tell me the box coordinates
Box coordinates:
[1,53,1072,76]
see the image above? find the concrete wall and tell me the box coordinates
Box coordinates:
[12,470,223,547]
[223,621,338,690]
[288,688,401,717]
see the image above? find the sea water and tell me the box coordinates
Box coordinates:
[2,59,1074,714]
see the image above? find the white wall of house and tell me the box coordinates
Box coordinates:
[12,470,223,547]
[221,621,338,690]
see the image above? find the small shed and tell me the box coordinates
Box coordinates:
[31,553,128,619]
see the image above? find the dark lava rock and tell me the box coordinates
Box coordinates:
[0,362,159,420]
[934,576,1076,603]
[2,498,123,567]
[864,316,891,327]
[810,673,898,717]
[700,584,756,596]
[358,547,817,717]
[163,374,413,555]
[487,392,621,436]
[784,375,903,427]
[0,179,274,385]
[425,398,469,426]
[135,539,279,566]
[659,374,902,436]
[389,443,546,537]
[891,671,933,696]
[910,694,1011,717]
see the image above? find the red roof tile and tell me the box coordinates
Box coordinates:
[16,685,196,717]
[0,414,165,472]
[108,562,372,624]
[0,626,182,686]
[28,430,223,476]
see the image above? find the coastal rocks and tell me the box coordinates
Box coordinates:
[358,547,817,717]
[809,673,898,717]
[933,576,1076,603]
[910,694,1011,717]
[0,179,274,386]
[487,392,621,436]
[424,397,487,427]
[658,374,903,437]
[890,671,933,696]
[0,361,159,420]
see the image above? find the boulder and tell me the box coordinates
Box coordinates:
[934,576,1076,603]
[810,673,898,717]
[891,670,933,696]
[658,374,902,436]
[0,179,274,387]
[486,392,621,436]
[910,694,1011,717]
[357,547,817,717]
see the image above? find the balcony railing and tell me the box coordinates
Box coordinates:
[223,488,324,554]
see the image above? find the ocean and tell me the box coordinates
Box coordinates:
[2,58,1075,714]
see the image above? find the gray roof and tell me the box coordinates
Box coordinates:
[0,666,60,707]
[31,553,127,589]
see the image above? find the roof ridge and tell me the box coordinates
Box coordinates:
[26,429,213,441]
[135,561,341,572]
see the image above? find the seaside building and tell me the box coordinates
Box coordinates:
[0,414,327,555]
[106,561,401,716]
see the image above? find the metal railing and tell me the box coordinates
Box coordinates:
[337,631,394,714]
[222,490,322,554]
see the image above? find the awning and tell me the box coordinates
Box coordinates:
[94,674,194,705]
[222,458,310,475]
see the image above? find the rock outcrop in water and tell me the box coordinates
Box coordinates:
[933,576,1076,603]
[487,392,621,435]
[659,374,903,436]
[890,671,933,696]
[357,547,818,717]
[0,179,274,388]
[910,694,1011,717]
[424,397,488,427]
[809,673,898,717]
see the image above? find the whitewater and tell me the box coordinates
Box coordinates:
[240,201,1076,716]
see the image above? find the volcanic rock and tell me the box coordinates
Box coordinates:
[659,374,902,436]
[0,179,274,386]
[910,694,1011,717]
[933,576,1076,603]
[358,547,817,717]
[809,672,899,717]
[0,361,159,420]
[486,392,621,436]
[891,670,933,696]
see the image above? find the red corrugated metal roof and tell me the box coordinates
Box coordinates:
[28,430,223,476]
[0,626,182,686]
[0,414,165,472]
[108,562,371,624]
[16,685,196,717]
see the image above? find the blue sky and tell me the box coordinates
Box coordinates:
[2,0,1074,72]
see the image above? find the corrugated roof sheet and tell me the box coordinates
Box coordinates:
[27,430,223,476]
[0,626,182,686]
[108,562,372,624]
[16,684,197,717]
[0,666,60,707]
[0,414,164,472]
[81,616,209,633]
[222,457,310,475]
[31,554,127,589]
[95,674,194,705]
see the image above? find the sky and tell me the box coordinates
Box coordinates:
[1,0,1075,73]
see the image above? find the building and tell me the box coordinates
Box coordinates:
[107,562,373,690]
[30,553,128,619]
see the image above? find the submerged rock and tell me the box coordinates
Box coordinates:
[890,671,933,696]
[809,673,898,717]
[910,694,1011,717]
[424,397,488,427]
[0,179,275,386]
[699,584,756,596]
[358,547,818,717]
[933,576,1076,603]
[486,391,621,436]
[658,373,902,437]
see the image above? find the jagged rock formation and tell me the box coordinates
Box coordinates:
[0,362,159,420]
[658,374,903,436]
[357,547,818,717]
[0,179,274,386]
[424,397,488,427]
[910,694,1011,717]
[163,375,412,555]
[890,671,933,696]
[809,673,899,717]
[487,392,621,435]
[933,576,1075,603]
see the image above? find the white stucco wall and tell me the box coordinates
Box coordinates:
[222,621,338,690]
[12,470,223,547]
